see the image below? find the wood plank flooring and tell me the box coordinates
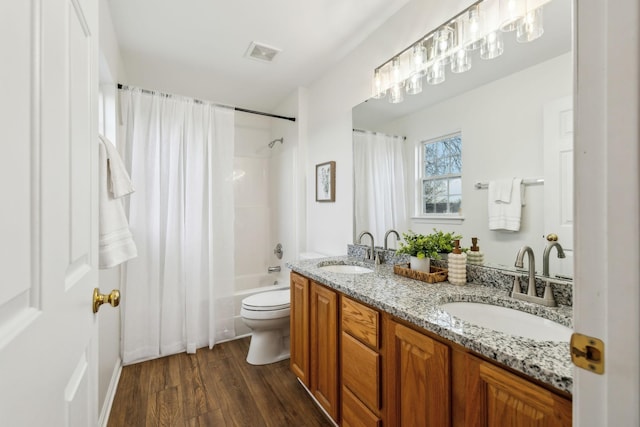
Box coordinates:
[108,337,332,427]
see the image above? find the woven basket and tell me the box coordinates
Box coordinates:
[393,263,448,284]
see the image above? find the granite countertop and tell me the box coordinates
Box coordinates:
[286,256,574,395]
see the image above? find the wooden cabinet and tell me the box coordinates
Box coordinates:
[291,272,572,427]
[464,354,572,427]
[340,296,382,426]
[290,272,339,423]
[310,282,339,421]
[385,318,451,427]
[290,272,310,386]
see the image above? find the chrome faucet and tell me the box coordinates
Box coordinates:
[512,245,556,307]
[384,229,400,250]
[515,246,537,297]
[542,241,566,277]
[357,231,375,261]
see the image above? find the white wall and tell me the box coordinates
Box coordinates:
[305,0,474,255]
[379,53,572,269]
[98,0,127,423]
[269,91,301,270]
[234,112,273,289]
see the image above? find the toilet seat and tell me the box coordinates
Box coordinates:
[241,306,290,320]
[241,290,290,311]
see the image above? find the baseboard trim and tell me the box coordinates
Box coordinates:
[99,357,122,427]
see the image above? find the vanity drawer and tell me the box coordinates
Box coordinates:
[341,296,379,349]
[342,386,381,427]
[342,332,380,412]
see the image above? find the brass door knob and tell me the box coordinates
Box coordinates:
[546,233,559,241]
[93,288,120,313]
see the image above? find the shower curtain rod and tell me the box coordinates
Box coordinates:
[352,128,406,140]
[117,84,296,122]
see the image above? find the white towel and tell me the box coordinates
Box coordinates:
[98,135,137,269]
[488,178,523,231]
[491,179,513,203]
[101,134,135,198]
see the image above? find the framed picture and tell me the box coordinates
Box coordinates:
[315,161,336,202]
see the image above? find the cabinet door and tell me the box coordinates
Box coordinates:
[310,282,339,421]
[290,272,309,386]
[464,354,572,427]
[386,320,451,427]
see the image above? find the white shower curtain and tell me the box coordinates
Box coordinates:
[119,88,236,364]
[353,131,407,241]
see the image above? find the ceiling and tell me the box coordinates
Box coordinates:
[107,0,412,111]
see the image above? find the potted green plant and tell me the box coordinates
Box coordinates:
[396,229,462,272]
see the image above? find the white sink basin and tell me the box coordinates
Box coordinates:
[318,264,373,274]
[440,302,572,342]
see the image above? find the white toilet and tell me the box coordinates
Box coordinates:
[241,289,291,365]
[241,252,326,365]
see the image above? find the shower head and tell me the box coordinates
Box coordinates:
[268,137,284,148]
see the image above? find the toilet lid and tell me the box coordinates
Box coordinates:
[242,290,290,311]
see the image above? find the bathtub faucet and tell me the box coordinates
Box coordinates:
[267,266,281,273]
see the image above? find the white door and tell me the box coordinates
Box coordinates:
[543,96,573,278]
[574,0,640,425]
[0,0,101,426]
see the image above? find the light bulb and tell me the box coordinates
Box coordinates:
[406,73,423,95]
[371,69,386,99]
[411,43,427,77]
[480,31,504,59]
[434,26,454,64]
[517,7,544,42]
[391,57,402,85]
[464,5,484,51]
[451,49,471,73]
[389,83,404,104]
[426,60,445,85]
[499,0,525,32]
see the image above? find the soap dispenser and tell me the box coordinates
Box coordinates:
[448,239,467,285]
[467,237,485,265]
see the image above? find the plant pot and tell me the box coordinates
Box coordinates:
[410,256,431,273]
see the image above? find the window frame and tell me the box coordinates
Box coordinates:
[413,131,464,222]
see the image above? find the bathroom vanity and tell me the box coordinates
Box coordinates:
[287,257,573,427]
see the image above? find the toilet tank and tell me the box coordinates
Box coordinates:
[298,252,327,261]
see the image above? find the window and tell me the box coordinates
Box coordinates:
[420,133,462,215]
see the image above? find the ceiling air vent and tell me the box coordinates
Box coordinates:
[245,41,281,63]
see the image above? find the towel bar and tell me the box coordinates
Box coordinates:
[474,178,544,189]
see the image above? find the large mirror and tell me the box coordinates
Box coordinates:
[352,0,573,276]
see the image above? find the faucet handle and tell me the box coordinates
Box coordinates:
[511,276,522,296]
[542,281,557,306]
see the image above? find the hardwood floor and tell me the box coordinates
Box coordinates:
[108,337,332,427]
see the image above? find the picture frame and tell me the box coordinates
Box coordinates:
[315,161,336,202]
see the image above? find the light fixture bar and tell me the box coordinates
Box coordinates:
[371,0,552,103]
[373,0,484,71]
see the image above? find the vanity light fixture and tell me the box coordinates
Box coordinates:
[371,0,551,103]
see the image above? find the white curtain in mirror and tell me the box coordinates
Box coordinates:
[119,89,236,364]
[353,131,407,243]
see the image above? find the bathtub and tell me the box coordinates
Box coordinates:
[233,271,290,338]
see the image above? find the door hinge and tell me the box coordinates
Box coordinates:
[570,332,604,374]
